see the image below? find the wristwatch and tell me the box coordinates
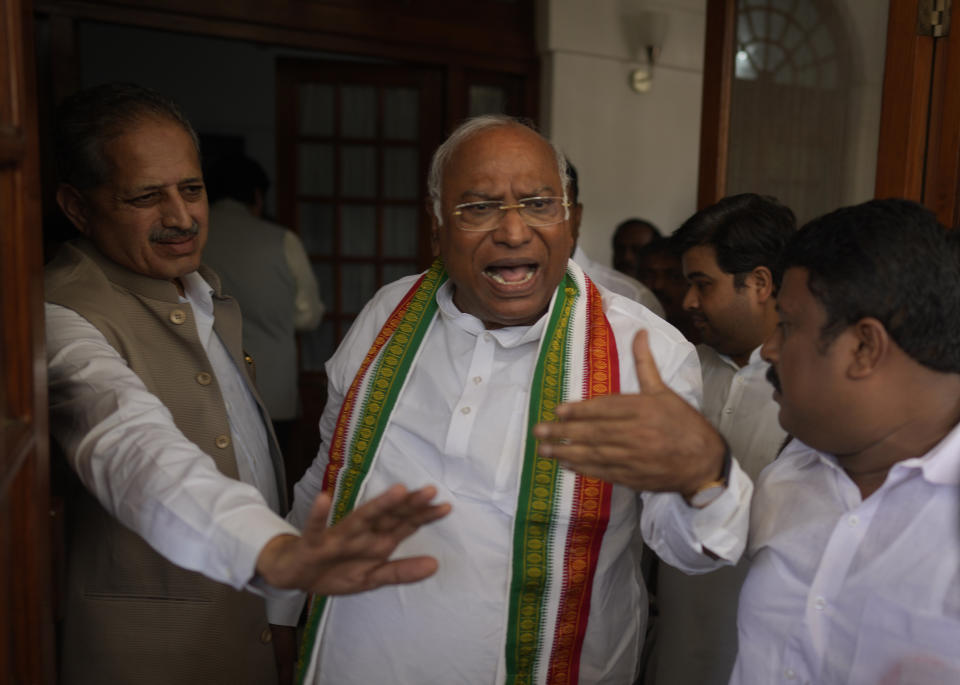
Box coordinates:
[686,442,732,509]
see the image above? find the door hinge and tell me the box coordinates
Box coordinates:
[918,0,952,37]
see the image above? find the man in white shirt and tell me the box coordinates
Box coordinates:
[46,83,448,685]
[204,154,325,470]
[564,160,666,317]
[535,199,960,685]
[644,193,795,685]
[731,198,960,684]
[280,115,751,684]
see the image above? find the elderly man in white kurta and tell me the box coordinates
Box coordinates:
[276,116,751,684]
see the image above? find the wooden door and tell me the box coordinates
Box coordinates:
[699,0,960,226]
[0,0,56,683]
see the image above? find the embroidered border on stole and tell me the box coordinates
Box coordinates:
[504,269,618,684]
[295,261,445,685]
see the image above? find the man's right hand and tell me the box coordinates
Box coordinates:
[256,484,451,595]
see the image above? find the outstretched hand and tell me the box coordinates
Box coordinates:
[256,484,451,595]
[533,330,726,497]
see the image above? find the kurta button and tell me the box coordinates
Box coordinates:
[215,434,230,449]
[196,372,212,386]
[169,309,186,324]
[259,627,272,643]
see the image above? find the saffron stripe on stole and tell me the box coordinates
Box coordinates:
[546,281,617,684]
[295,261,446,685]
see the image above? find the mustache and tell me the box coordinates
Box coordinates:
[766,365,782,394]
[150,223,200,242]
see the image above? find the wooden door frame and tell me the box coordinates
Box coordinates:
[698,0,960,227]
[1,0,55,682]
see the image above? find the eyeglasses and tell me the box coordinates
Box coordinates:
[452,196,571,232]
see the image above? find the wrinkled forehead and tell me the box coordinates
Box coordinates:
[442,126,563,198]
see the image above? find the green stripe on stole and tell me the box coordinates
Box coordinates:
[505,274,577,682]
[295,261,445,685]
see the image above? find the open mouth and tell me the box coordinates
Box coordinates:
[483,263,539,286]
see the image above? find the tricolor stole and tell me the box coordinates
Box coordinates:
[504,264,618,684]
[295,259,618,685]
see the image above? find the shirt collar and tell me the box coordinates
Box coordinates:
[783,419,960,487]
[892,418,960,486]
[436,279,550,348]
[179,270,215,316]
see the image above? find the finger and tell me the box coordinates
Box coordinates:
[364,556,440,589]
[535,412,647,445]
[546,394,648,424]
[633,329,668,394]
[347,483,410,526]
[300,491,334,544]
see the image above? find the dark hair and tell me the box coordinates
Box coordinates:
[781,198,960,373]
[614,218,661,241]
[566,159,581,203]
[55,82,200,190]
[672,193,795,288]
[206,154,270,205]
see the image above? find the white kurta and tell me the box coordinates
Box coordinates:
[280,267,751,684]
[649,344,787,685]
[46,270,297,590]
[732,428,960,685]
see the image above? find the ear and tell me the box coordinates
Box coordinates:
[56,184,91,235]
[429,206,441,258]
[569,203,583,245]
[748,265,775,303]
[847,317,889,380]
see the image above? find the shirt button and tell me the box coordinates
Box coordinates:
[196,371,212,386]
[215,434,231,449]
[848,515,859,527]
[813,596,826,611]
[473,376,483,385]
[461,406,471,415]
[169,309,187,325]
[784,668,796,680]
[724,407,734,414]
[259,627,272,644]
[483,333,492,343]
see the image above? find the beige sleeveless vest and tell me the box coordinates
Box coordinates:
[46,240,285,685]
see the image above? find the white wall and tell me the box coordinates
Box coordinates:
[539,0,707,266]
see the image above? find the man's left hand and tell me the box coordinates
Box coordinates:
[533,330,726,497]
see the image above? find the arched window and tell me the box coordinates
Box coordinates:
[734,0,844,89]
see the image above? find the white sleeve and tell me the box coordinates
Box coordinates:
[606,300,751,573]
[46,302,298,591]
[283,230,324,331]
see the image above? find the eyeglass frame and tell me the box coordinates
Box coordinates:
[450,195,572,232]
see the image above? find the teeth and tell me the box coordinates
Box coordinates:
[486,268,535,285]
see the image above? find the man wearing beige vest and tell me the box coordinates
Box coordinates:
[45,83,449,685]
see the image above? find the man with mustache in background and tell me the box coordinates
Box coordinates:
[643,193,794,685]
[45,83,449,685]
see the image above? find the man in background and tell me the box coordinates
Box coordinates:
[637,238,699,343]
[644,193,794,685]
[566,161,665,317]
[612,216,661,277]
[203,154,324,464]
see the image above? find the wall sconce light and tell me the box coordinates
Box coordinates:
[620,4,669,93]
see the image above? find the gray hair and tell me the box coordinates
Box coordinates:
[427,115,570,225]
[55,82,201,190]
